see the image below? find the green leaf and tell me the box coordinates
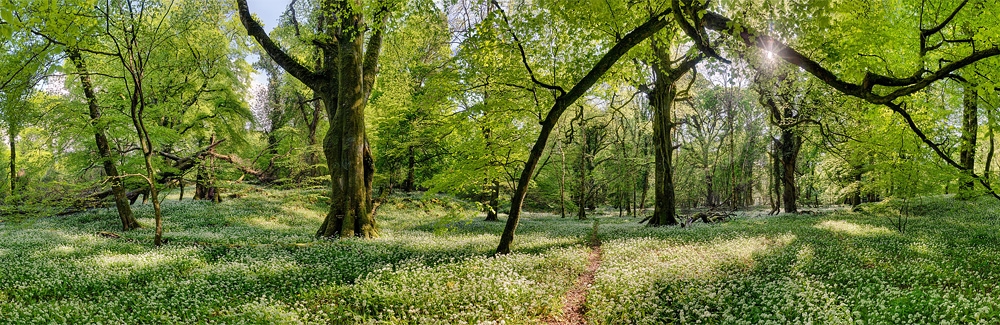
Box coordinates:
[0,8,14,25]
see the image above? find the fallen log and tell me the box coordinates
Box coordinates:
[682,211,735,227]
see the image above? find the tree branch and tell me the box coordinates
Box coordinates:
[362,3,391,98]
[235,0,321,87]
[700,11,1000,104]
[886,101,1000,200]
[490,0,566,95]
[672,0,729,64]
[920,0,968,55]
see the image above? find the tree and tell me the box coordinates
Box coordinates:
[644,35,701,226]
[236,0,393,238]
[95,0,185,246]
[370,0,456,194]
[754,73,817,214]
[0,24,52,200]
[494,2,674,254]
[958,79,978,197]
[67,49,140,230]
[8,0,250,231]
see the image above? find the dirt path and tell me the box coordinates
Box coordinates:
[547,240,603,324]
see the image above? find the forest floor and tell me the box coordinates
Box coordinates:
[547,219,603,325]
[3,187,1000,324]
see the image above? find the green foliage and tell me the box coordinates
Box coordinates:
[370,0,458,191]
[0,187,593,324]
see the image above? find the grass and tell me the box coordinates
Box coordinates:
[1,188,1000,324]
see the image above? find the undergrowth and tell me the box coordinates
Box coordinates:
[2,190,1000,324]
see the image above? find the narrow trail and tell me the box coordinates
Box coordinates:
[547,224,603,325]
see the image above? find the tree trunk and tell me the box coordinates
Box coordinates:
[577,105,588,221]
[316,10,377,238]
[485,180,500,221]
[850,169,862,207]
[959,81,978,196]
[8,128,15,195]
[144,152,164,246]
[705,171,715,207]
[129,84,163,246]
[631,171,637,216]
[650,76,678,226]
[194,135,221,201]
[210,138,220,203]
[986,127,994,182]
[559,141,567,218]
[646,38,701,226]
[769,140,781,214]
[403,145,415,192]
[195,165,206,199]
[237,0,385,240]
[779,129,800,213]
[482,127,499,221]
[69,49,140,231]
[639,168,649,211]
[305,98,322,177]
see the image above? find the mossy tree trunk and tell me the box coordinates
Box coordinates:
[778,128,801,213]
[237,0,388,239]
[68,49,140,231]
[959,81,978,197]
[647,39,701,226]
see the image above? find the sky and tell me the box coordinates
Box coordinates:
[245,0,284,32]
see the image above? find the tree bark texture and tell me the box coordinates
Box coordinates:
[317,6,377,238]
[650,70,678,226]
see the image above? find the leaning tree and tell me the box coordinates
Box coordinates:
[494,1,675,254]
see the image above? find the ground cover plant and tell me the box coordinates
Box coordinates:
[0,189,592,324]
[2,189,1000,323]
[588,196,1000,324]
